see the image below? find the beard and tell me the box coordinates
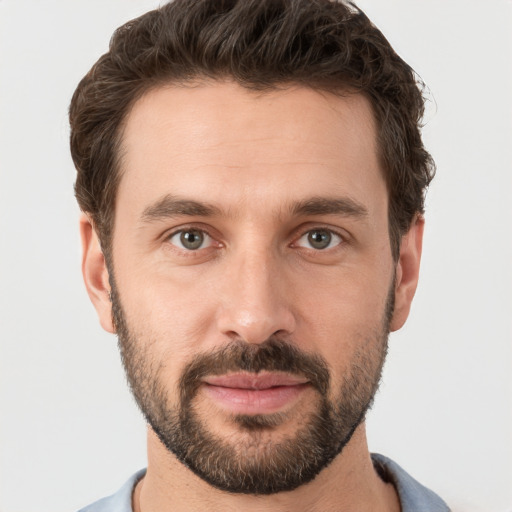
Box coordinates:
[111,279,393,495]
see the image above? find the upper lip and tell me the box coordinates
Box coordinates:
[203,372,309,390]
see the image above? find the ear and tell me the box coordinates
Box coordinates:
[390,216,424,332]
[80,214,115,333]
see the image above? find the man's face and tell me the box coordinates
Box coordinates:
[96,83,404,493]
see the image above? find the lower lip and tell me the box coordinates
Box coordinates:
[202,383,310,415]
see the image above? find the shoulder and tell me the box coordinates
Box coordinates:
[371,453,451,512]
[77,469,146,512]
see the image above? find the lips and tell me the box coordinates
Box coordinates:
[201,372,311,415]
[203,372,309,390]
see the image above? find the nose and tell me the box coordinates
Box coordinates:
[216,248,297,344]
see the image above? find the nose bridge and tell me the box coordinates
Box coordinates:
[217,244,295,343]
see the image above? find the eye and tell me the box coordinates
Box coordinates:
[168,229,213,250]
[295,229,343,250]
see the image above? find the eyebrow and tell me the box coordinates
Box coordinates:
[141,195,222,222]
[140,194,368,223]
[290,196,368,218]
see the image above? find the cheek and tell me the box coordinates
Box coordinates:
[296,266,392,372]
[299,263,392,327]
[115,264,220,367]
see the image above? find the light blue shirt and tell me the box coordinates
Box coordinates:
[78,453,450,511]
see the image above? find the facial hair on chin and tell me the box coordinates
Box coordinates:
[110,276,394,495]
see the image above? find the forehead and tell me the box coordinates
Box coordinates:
[117,81,385,220]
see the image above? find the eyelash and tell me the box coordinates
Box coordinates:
[165,226,219,252]
[164,225,346,254]
[293,227,345,251]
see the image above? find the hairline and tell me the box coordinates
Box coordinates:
[98,77,402,262]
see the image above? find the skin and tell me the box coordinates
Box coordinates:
[81,81,423,512]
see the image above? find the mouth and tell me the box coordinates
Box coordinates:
[201,372,311,415]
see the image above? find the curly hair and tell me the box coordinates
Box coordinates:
[70,0,435,260]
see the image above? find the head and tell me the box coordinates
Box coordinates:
[72,0,432,496]
[70,0,434,263]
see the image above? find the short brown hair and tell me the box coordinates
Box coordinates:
[70,0,435,260]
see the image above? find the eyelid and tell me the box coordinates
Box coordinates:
[164,225,222,251]
[160,223,348,252]
[291,225,347,250]
[169,230,211,250]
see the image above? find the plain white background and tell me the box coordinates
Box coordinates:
[0,1,511,511]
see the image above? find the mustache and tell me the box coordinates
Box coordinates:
[179,338,330,402]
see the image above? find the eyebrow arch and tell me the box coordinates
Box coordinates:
[140,194,368,224]
[291,196,368,218]
[140,194,222,222]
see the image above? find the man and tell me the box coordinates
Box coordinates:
[70,0,449,510]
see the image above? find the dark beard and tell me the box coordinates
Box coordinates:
[111,279,393,495]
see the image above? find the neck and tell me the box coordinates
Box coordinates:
[133,424,400,512]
